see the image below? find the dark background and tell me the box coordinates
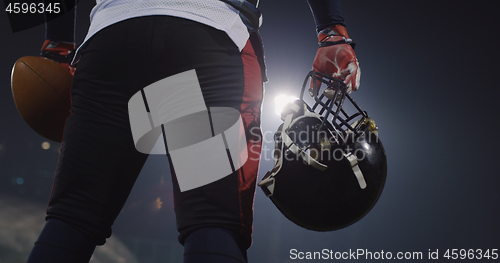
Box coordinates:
[1,1,499,262]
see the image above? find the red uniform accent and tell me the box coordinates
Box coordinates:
[237,38,263,246]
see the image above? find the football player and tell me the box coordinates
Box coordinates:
[27,0,359,262]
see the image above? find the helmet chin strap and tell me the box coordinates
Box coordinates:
[344,152,367,189]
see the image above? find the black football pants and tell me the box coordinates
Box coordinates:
[45,15,263,249]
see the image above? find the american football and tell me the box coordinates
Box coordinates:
[11,56,72,142]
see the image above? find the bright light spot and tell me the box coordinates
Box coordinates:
[16,177,24,185]
[156,197,163,209]
[41,141,51,150]
[274,95,299,116]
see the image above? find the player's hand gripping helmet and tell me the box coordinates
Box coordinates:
[258,71,387,231]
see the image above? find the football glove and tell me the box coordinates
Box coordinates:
[310,24,360,99]
[40,40,76,75]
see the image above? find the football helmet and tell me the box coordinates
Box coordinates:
[259,71,387,231]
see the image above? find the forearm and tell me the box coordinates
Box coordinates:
[306,0,345,32]
[44,0,76,43]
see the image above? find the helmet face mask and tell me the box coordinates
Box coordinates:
[259,71,387,231]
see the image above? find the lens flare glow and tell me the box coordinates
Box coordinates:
[41,141,50,150]
[274,95,299,116]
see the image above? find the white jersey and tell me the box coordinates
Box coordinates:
[74,0,253,63]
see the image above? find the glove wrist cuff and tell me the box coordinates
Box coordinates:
[318,24,350,42]
[41,40,76,53]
